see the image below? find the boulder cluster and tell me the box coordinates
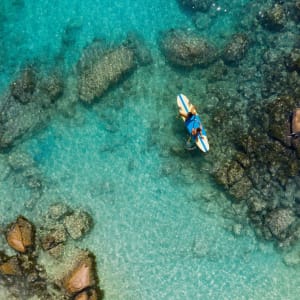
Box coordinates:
[0,205,102,299]
[161,0,300,249]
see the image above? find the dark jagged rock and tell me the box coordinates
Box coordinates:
[258,4,286,31]
[215,159,252,200]
[222,33,250,65]
[6,216,35,253]
[286,48,300,73]
[178,0,213,12]
[10,68,36,104]
[208,90,300,246]
[265,95,297,146]
[77,40,137,103]
[290,1,300,23]
[0,251,50,299]
[160,29,218,68]
[265,208,296,240]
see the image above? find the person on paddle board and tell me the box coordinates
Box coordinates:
[179,105,203,148]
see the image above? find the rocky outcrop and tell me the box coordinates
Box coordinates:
[77,38,141,103]
[209,93,300,247]
[1,214,103,299]
[160,29,218,67]
[222,33,250,65]
[286,48,300,73]
[258,4,286,31]
[38,204,93,257]
[6,216,35,253]
[178,0,213,12]
[63,253,97,295]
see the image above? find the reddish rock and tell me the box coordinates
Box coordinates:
[6,216,35,253]
[63,255,96,294]
[292,108,300,133]
[0,256,22,276]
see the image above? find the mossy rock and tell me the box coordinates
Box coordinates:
[266,95,297,143]
[229,176,252,200]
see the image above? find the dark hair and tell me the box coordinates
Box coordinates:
[187,112,193,119]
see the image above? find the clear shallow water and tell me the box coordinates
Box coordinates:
[1,0,300,299]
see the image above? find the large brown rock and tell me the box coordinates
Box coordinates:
[0,256,22,276]
[6,216,35,253]
[63,255,96,294]
[291,108,300,134]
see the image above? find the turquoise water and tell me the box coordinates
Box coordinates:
[1,0,300,299]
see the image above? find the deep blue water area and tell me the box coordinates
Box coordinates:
[1,0,300,299]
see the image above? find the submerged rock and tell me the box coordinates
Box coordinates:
[0,67,64,149]
[286,48,300,73]
[6,216,35,253]
[265,209,296,240]
[48,202,71,220]
[259,4,286,31]
[10,67,37,104]
[78,42,136,103]
[40,224,67,253]
[39,72,64,103]
[178,0,212,12]
[222,33,250,65]
[160,29,217,67]
[64,210,92,240]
